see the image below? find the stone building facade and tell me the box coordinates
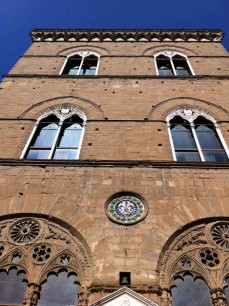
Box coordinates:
[0,29,229,305]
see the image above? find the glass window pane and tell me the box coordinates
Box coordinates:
[195,125,223,149]
[53,149,78,160]
[203,151,228,162]
[80,58,97,75]
[38,271,80,306]
[157,59,174,75]
[0,269,27,304]
[173,59,191,76]
[58,124,82,147]
[171,275,211,306]
[27,150,50,160]
[33,123,58,147]
[176,151,201,162]
[68,67,80,75]
[63,57,81,75]
[171,124,197,149]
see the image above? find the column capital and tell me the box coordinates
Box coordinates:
[211,288,228,306]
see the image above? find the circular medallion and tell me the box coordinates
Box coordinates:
[211,222,229,250]
[106,194,147,225]
[10,219,40,244]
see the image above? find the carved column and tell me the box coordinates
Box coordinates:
[78,288,89,306]
[211,288,228,306]
[160,288,172,306]
[23,283,41,306]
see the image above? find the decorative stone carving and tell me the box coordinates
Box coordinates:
[39,105,87,122]
[160,289,172,306]
[32,244,52,262]
[211,223,229,251]
[0,244,4,257]
[23,283,41,306]
[10,219,40,244]
[106,193,147,225]
[159,220,229,295]
[166,108,216,124]
[45,226,71,244]
[176,230,207,251]
[78,289,89,306]
[211,288,228,306]
[199,249,220,268]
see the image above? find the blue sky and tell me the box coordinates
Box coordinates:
[1,0,229,77]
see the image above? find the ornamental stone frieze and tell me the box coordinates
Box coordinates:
[30,29,224,43]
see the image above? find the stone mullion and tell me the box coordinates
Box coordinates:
[23,283,41,306]
[211,288,228,306]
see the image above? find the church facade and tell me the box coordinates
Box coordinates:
[0,29,229,305]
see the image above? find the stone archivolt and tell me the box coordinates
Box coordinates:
[30,29,224,43]
[0,217,91,305]
[159,220,229,306]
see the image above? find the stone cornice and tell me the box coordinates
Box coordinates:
[30,29,224,43]
[0,159,229,169]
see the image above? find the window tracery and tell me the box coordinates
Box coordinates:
[154,51,194,76]
[0,216,91,306]
[159,220,229,306]
[60,51,100,76]
[20,106,86,160]
[166,108,229,162]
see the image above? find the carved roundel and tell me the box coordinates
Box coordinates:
[10,219,41,244]
[211,222,229,251]
[106,193,147,225]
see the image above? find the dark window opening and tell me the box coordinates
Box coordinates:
[0,268,27,305]
[25,115,84,160]
[38,270,80,306]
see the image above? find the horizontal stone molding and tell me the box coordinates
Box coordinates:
[0,159,229,169]
[30,29,224,43]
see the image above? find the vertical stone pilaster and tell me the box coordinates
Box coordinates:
[23,283,41,306]
[160,288,172,306]
[211,288,228,306]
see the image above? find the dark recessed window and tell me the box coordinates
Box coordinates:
[168,111,229,162]
[21,110,85,160]
[61,52,99,76]
[155,51,193,76]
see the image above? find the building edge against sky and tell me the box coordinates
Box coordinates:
[0,28,229,305]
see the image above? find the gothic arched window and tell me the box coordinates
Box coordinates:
[61,51,100,76]
[155,51,193,76]
[167,109,229,162]
[171,274,212,306]
[0,268,27,304]
[20,107,86,160]
[38,270,80,306]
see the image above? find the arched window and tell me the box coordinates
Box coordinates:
[61,51,100,76]
[155,51,193,76]
[38,270,80,306]
[171,274,212,306]
[0,268,27,304]
[167,109,229,162]
[20,107,86,160]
